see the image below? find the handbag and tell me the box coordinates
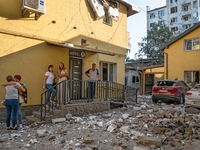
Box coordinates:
[18,95,24,104]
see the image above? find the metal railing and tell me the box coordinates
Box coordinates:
[41,80,128,121]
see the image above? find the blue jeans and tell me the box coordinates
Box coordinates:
[89,82,96,99]
[45,84,56,104]
[5,99,19,127]
[17,103,22,124]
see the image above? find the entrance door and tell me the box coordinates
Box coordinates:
[145,74,154,95]
[69,58,82,99]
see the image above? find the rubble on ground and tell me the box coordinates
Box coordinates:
[0,95,200,150]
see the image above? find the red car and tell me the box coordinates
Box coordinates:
[152,80,190,104]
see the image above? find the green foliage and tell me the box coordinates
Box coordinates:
[136,23,174,61]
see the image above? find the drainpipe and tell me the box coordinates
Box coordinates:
[160,51,168,79]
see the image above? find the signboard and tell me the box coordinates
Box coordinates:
[69,50,85,58]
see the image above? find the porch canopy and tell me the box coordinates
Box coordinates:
[47,42,116,56]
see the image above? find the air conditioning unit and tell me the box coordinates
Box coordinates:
[21,0,46,20]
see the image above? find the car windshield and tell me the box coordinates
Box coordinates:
[157,81,175,86]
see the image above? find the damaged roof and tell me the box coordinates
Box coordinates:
[114,0,141,17]
[160,22,200,51]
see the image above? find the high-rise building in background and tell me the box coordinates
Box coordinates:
[147,0,200,36]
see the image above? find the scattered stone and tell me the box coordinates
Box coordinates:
[26,144,31,148]
[121,144,127,149]
[60,139,65,144]
[30,139,37,144]
[113,147,122,150]
[133,146,148,150]
[186,107,200,114]
[138,136,162,148]
[52,118,66,124]
[111,141,116,146]
[84,137,94,144]
[49,135,56,140]
[0,139,5,143]
[107,124,117,133]
[37,128,46,137]
[122,114,129,119]
[120,126,129,133]
[66,113,72,120]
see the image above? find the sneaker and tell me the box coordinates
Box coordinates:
[19,124,23,129]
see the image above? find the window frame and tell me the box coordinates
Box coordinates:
[99,62,117,82]
[150,13,155,19]
[103,7,113,26]
[184,37,200,51]
[158,10,165,17]
[171,6,177,14]
[171,17,178,23]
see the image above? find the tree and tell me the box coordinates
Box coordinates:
[125,50,134,62]
[136,23,174,61]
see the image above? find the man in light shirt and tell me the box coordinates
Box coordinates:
[85,63,100,100]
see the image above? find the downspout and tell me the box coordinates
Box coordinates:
[138,70,143,95]
[160,50,168,79]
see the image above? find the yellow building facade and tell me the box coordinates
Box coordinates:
[160,23,200,86]
[0,0,140,106]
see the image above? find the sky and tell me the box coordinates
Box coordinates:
[127,0,166,59]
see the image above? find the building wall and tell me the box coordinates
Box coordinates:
[0,0,128,107]
[147,0,200,35]
[125,70,138,88]
[164,27,200,82]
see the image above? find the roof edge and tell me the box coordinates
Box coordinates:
[137,64,164,71]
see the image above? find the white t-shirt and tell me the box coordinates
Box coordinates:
[45,71,54,85]
[5,82,21,100]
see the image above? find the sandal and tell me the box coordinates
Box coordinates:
[12,127,18,130]
[7,127,11,130]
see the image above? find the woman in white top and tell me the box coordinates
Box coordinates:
[58,62,70,104]
[43,65,56,106]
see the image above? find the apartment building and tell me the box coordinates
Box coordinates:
[147,0,200,36]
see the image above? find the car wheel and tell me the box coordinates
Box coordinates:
[179,94,184,104]
[152,99,158,103]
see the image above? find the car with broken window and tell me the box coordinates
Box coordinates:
[185,84,200,108]
[152,80,190,104]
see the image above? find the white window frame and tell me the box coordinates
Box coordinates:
[99,62,117,82]
[184,37,200,51]
[171,27,178,32]
[158,10,165,17]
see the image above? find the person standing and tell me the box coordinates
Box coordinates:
[58,62,70,104]
[85,63,100,100]
[13,75,24,129]
[43,65,56,107]
[1,75,25,130]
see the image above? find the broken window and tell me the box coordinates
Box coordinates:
[99,62,116,82]
[132,76,139,83]
[185,71,200,84]
[171,17,178,23]
[150,13,155,19]
[182,24,191,30]
[171,27,178,32]
[184,38,199,51]
[88,0,105,20]
[171,7,177,13]
[103,7,113,26]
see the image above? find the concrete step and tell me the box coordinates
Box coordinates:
[26,116,47,124]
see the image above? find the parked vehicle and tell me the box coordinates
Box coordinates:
[185,84,200,108]
[152,80,190,104]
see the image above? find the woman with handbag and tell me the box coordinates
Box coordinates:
[58,62,70,104]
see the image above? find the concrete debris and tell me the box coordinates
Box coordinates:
[1,95,200,150]
[66,113,72,120]
[52,118,66,124]
[37,128,46,137]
